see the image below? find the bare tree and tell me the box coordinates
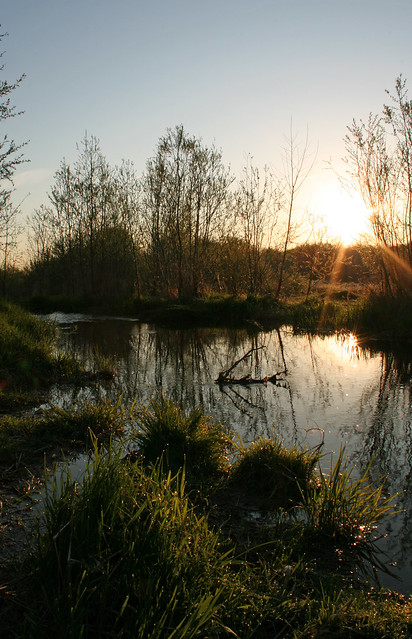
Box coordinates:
[275,125,314,299]
[235,157,277,294]
[0,29,27,295]
[345,76,412,294]
[0,192,21,295]
[0,30,26,190]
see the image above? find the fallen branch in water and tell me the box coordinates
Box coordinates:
[216,346,286,386]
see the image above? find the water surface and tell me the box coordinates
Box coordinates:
[48,313,412,595]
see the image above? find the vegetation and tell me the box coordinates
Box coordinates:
[0,399,127,466]
[0,45,411,634]
[130,394,232,489]
[0,300,81,400]
[346,75,412,296]
[1,400,410,638]
[228,436,319,510]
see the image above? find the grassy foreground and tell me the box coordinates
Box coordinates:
[0,396,410,638]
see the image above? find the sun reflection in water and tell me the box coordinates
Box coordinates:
[330,331,360,364]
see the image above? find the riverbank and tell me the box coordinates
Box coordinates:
[21,288,412,337]
[0,302,411,637]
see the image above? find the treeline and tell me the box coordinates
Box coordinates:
[3,126,377,301]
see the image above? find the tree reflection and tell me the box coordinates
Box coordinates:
[55,317,412,594]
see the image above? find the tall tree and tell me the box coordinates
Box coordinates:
[0,29,26,190]
[30,135,140,296]
[275,126,313,299]
[142,125,232,297]
[235,158,277,294]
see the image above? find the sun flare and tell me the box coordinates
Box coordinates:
[311,184,371,245]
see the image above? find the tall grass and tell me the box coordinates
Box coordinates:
[2,399,410,638]
[298,449,397,575]
[20,444,231,638]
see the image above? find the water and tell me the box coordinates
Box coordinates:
[46,313,412,595]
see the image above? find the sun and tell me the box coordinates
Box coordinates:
[310,183,372,245]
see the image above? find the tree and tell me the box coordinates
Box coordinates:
[142,125,233,297]
[345,76,412,294]
[29,135,140,297]
[0,30,26,190]
[0,29,27,296]
[275,125,314,299]
[235,157,278,294]
[0,191,20,295]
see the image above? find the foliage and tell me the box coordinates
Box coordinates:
[229,436,320,510]
[130,394,233,488]
[0,300,80,390]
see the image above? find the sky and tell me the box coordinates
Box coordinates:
[2,0,412,246]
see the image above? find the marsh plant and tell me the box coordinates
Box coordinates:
[229,436,320,510]
[130,394,233,488]
[298,449,398,575]
[19,445,230,638]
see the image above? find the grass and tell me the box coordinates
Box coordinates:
[0,300,82,396]
[20,288,412,336]
[0,398,129,467]
[228,435,320,510]
[298,449,397,577]
[9,446,231,639]
[0,399,410,638]
[130,394,233,490]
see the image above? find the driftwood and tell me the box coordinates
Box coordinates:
[216,346,286,386]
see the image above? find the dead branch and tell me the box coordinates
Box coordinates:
[216,346,286,386]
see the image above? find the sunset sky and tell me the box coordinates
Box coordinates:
[2,0,412,245]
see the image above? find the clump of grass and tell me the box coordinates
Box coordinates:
[0,398,127,466]
[228,436,320,511]
[298,449,397,575]
[130,394,233,488]
[17,445,230,638]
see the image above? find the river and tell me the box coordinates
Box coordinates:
[45,313,412,595]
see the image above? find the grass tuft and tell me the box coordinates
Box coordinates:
[130,394,233,489]
[19,444,230,638]
[229,436,320,510]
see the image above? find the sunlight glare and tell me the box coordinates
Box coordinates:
[329,331,361,364]
[312,185,371,245]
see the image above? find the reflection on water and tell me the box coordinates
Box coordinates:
[47,314,412,595]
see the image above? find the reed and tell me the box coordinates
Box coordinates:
[298,449,398,575]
